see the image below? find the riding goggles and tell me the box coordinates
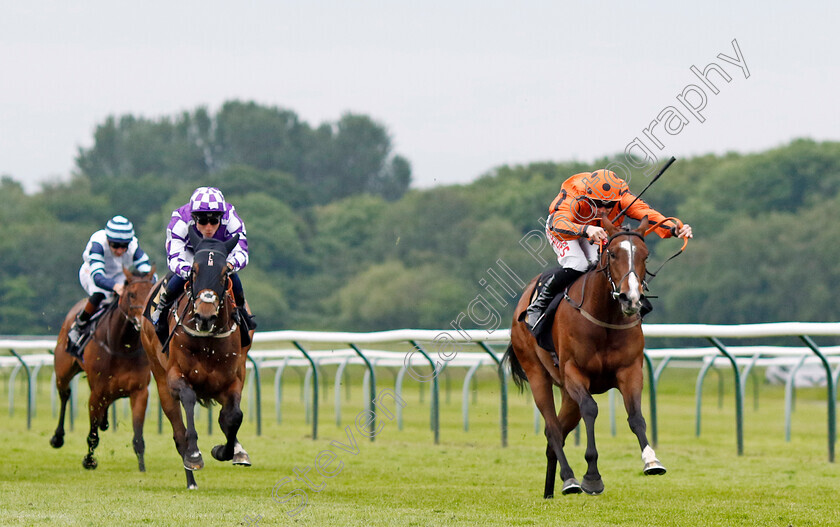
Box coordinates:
[590,199,617,209]
[192,212,222,225]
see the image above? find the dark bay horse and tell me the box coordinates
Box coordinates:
[504,216,666,497]
[51,267,156,471]
[141,232,254,490]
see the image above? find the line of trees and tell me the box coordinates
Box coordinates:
[1,100,838,336]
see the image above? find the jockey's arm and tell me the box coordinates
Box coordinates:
[224,206,249,272]
[166,221,193,279]
[622,195,675,238]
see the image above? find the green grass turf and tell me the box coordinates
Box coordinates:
[1,364,839,526]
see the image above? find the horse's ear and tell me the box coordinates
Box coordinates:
[188,227,203,250]
[123,267,133,280]
[602,213,618,236]
[635,215,650,236]
[223,234,240,255]
[147,264,156,278]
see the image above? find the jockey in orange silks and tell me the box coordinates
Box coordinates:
[524,169,693,330]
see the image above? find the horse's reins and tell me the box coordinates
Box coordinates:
[642,217,689,280]
[163,262,237,353]
[564,231,645,330]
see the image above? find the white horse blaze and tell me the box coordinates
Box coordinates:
[619,240,642,303]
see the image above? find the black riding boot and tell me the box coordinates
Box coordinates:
[152,289,175,344]
[234,306,257,331]
[524,268,584,331]
[639,297,653,318]
[67,312,91,358]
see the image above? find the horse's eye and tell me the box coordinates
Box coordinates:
[609,251,616,259]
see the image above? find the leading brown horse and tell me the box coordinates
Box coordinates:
[141,232,254,490]
[50,267,156,471]
[504,216,667,497]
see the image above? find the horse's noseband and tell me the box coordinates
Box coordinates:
[194,290,220,314]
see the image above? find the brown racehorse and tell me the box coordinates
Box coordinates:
[50,266,156,471]
[504,216,667,497]
[141,232,253,490]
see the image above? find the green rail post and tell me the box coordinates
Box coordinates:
[349,343,377,442]
[695,357,716,437]
[477,342,508,448]
[409,340,439,445]
[292,341,318,440]
[708,337,743,455]
[800,335,835,462]
[8,350,32,430]
[643,352,657,447]
[247,355,262,436]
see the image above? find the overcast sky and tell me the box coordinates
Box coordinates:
[2,1,837,193]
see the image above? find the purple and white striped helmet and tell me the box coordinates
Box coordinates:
[189,187,226,213]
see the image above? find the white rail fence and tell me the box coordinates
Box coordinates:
[2,323,840,459]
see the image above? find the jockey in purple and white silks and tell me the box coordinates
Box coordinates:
[67,215,152,354]
[150,186,256,342]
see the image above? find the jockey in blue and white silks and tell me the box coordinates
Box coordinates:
[150,186,255,342]
[67,216,152,353]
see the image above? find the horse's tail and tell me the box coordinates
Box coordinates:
[501,342,529,393]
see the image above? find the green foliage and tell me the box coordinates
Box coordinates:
[336,260,470,330]
[2,114,839,335]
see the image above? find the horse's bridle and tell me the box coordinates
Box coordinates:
[597,230,648,302]
[181,250,236,338]
[116,278,155,331]
[563,230,646,330]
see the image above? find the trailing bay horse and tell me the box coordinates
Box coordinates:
[50,266,156,471]
[504,216,667,497]
[141,231,254,490]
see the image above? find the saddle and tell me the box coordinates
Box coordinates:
[71,301,117,356]
[530,271,566,367]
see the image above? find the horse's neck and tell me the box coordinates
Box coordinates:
[100,304,139,349]
[579,269,626,324]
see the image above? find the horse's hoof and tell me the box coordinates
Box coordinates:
[232,442,251,466]
[232,452,251,466]
[100,420,109,431]
[82,456,98,470]
[581,476,604,495]
[138,460,146,472]
[49,435,64,449]
[183,451,204,471]
[187,483,198,490]
[211,444,232,462]
[644,461,666,475]
[561,478,582,495]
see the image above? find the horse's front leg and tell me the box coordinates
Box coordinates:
[526,372,579,498]
[617,366,666,475]
[211,383,250,466]
[129,387,149,472]
[564,364,604,495]
[83,391,109,469]
[50,354,81,448]
[157,371,198,489]
[168,374,204,472]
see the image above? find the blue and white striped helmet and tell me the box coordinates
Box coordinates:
[190,187,226,212]
[105,215,135,243]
